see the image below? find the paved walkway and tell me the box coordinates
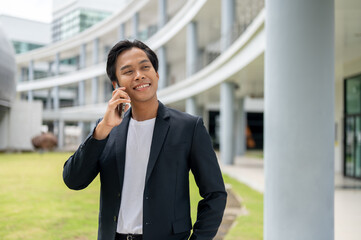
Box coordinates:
[220,155,361,240]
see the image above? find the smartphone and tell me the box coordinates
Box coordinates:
[117,102,126,118]
[115,86,127,118]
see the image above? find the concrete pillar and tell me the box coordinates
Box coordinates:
[78,82,85,106]
[28,60,34,102]
[79,44,86,106]
[158,0,167,28]
[58,119,64,149]
[20,67,27,82]
[78,122,85,144]
[221,0,235,51]
[47,61,52,77]
[53,121,59,138]
[93,38,99,65]
[46,61,52,109]
[132,12,139,39]
[46,90,52,110]
[186,21,198,77]
[186,21,199,116]
[79,43,86,69]
[54,53,60,75]
[92,38,99,104]
[235,98,246,156]
[78,43,87,145]
[334,6,344,174]
[220,1,236,164]
[118,23,126,40]
[220,82,235,165]
[158,46,167,89]
[78,44,86,140]
[53,87,59,110]
[264,0,334,239]
[53,53,60,110]
[186,97,198,116]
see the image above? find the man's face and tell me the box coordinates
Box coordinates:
[115,47,159,104]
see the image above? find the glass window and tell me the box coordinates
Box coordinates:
[344,74,361,179]
[346,77,361,114]
[52,8,111,42]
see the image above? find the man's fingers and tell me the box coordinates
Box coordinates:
[111,89,129,101]
[109,98,131,108]
[112,87,126,97]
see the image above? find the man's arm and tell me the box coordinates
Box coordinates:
[63,87,130,190]
[189,117,227,240]
[63,120,108,190]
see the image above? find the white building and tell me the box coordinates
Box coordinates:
[0,23,42,151]
[52,0,128,42]
[11,0,361,238]
[14,0,361,174]
[0,15,50,54]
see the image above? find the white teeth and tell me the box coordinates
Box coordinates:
[135,84,150,89]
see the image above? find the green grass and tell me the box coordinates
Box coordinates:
[0,152,99,240]
[0,152,263,240]
[189,174,202,224]
[223,174,263,240]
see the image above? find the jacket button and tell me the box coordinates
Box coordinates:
[145,222,151,225]
[114,216,117,222]
[145,196,149,200]
[118,193,121,198]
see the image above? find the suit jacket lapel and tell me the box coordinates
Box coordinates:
[145,102,170,183]
[115,110,131,189]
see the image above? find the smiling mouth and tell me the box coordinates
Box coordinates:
[134,83,150,90]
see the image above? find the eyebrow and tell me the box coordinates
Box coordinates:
[120,59,150,71]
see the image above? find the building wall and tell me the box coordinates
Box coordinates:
[7,101,42,151]
[0,107,9,150]
[53,0,129,18]
[52,0,129,42]
[0,15,50,45]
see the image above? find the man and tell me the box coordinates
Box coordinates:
[63,40,227,240]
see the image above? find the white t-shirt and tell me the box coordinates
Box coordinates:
[116,117,156,234]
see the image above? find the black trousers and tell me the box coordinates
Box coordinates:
[115,233,143,240]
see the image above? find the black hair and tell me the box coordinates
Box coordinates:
[106,39,159,84]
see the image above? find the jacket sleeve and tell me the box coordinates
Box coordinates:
[63,119,108,190]
[189,117,227,240]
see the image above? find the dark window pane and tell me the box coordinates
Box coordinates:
[346,77,361,114]
[346,117,355,177]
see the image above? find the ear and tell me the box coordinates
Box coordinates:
[112,81,118,90]
[156,72,159,81]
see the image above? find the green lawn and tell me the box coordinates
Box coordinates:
[0,152,99,240]
[0,152,263,240]
[223,175,263,240]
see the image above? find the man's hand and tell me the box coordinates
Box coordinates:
[93,87,131,140]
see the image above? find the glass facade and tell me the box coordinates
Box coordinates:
[344,74,361,179]
[52,8,111,42]
[12,41,44,54]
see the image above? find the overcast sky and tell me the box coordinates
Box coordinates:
[0,0,52,23]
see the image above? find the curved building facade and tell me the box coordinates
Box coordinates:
[0,23,42,151]
[15,0,265,153]
[11,0,361,238]
[0,25,16,108]
[13,0,361,179]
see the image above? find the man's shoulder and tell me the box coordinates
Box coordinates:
[165,105,200,123]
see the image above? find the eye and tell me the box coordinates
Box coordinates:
[124,70,133,75]
[143,65,150,69]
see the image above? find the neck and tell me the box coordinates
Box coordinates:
[131,98,159,121]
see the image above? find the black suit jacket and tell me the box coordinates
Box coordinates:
[63,102,227,240]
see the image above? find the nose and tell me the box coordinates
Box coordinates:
[135,70,145,80]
